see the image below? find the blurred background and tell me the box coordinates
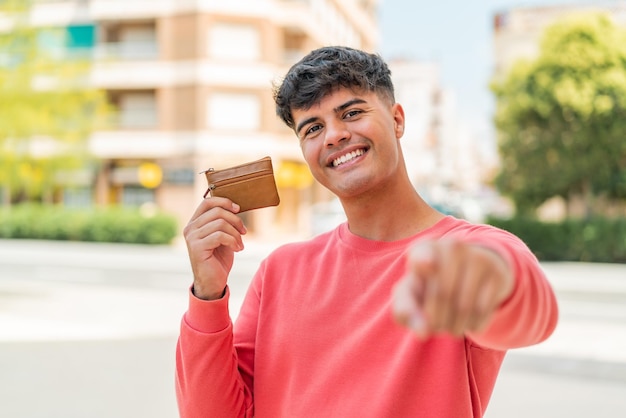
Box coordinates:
[1,0,625,417]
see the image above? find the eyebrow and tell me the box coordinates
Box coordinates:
[295,98,368,135]
[296,116,318,137]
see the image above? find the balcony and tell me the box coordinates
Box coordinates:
[95,41,159,61]
[89,130,195,159]
[108,109,158,130]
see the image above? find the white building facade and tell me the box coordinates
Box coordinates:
[390,59,489,218]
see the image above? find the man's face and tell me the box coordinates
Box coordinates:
[292,88,405,199]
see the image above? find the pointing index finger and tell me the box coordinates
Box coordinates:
[408,242,437,289]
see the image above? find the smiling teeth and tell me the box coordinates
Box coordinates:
[332,149,365,167]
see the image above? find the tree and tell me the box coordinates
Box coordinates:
[491,13,626,217]
[0,0,110,205]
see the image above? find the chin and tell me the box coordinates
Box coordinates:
[332,180,374,199]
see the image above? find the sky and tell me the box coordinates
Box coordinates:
[379,0,591,141]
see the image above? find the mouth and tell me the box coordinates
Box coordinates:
[330,148,367,168]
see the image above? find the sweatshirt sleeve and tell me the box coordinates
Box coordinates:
[175,286,254,418]
[460,224,559,350]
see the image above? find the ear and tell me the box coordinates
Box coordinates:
[392,103,405,139]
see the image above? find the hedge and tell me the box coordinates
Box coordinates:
[0,204,178,245]
[487,216,626,263]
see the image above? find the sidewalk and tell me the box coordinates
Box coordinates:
[521,262,626,365]
[1,238,625,377]
[0,238,280,343]
[509,262,626,381]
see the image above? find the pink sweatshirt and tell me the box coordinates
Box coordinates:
[176,216,558,417]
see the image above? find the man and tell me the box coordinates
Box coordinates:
[176,46,558,417]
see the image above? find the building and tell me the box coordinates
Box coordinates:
[389,60,442,192]
[389,59,488,216]
[18,0,380,239]
[493,1,626,78]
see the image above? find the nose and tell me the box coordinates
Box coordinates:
[323,120,351,148]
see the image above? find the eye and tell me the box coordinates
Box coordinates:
[344,109,362,119]
[304,124,323,138]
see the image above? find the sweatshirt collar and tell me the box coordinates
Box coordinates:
[336,216,456,253]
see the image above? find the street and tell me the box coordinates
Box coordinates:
[1,239,625,417]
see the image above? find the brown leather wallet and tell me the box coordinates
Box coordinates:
[201,156,280,212]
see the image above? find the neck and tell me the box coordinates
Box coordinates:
[340,184,444,242]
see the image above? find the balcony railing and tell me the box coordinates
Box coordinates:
[12,41,159,63]
[108,108,158,130]
[94,41,159,61]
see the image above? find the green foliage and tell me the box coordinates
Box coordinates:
[487,215,626,263]
[0,204,179,245]
[0,0,111,203]
[491,13,626,215]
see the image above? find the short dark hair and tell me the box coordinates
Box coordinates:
[273,46,395,130]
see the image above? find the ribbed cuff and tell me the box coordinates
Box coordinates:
[184,285,232,334]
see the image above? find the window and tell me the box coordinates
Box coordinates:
[115,91,158,129]
[63,187,93,208]
[66,25,96,49]
[208,23,260,61]
[100,22,158,59]
[207,93,260,131]
[118,25,157,59]
[38,24,96,60]
[121,186,155,207]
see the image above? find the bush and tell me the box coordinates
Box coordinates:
[487,216,626,263]
[0,204,178,245]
